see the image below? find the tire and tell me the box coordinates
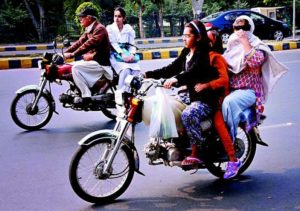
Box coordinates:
[273,30,284,41]
[10,89,54,130]
[69,137,135,204]
[206,127,256,179]
[221,33,230,44]
[100,85,117,120]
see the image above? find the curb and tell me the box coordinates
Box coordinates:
[135,37,183,45]
[0,44,64,52]
[0,38,183,52]
[0,48,183,70]
[0,41,299,70]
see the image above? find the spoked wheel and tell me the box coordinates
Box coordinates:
[273,30,284,41]
[69,138,135,204]
[221,32,230,44]
[206,126,256,179]
[100,86,118,120]
[10,90,54,130]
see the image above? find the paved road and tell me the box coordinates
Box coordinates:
[0,50,300,210]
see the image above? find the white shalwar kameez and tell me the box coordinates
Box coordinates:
[106,23,141,89]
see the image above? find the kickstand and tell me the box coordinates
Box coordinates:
[190,167,199,175]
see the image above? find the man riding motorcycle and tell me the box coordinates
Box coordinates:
[64,7,113,106]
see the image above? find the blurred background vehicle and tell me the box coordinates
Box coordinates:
[201,9,292,43]
[251,7,287,22]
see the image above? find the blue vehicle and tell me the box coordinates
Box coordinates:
[201,9,291,43]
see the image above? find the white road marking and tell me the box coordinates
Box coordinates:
[283,61,300,64]
[260,122,294,130]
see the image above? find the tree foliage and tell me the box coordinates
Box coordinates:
[0,2,28,30]
[0,0,299,43]
[74,2,102,27]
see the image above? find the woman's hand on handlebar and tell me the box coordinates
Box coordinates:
[163,78,178,89]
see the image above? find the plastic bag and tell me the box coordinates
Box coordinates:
[149,87,179,139]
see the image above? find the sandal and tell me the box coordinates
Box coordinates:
[181,156,203,166]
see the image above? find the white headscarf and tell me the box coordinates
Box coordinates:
[223,15,288,102]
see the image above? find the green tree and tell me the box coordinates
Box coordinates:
[0,2,28,30]
[74,2,101,27]
[164,0,193,36]
[123,0,146,38]
[24,0,43,41]
[0,1,29,43]
[133,0,146,38]
[151,0,165,37]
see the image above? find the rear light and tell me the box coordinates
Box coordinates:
[204,22,214,31]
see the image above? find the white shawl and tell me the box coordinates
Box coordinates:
[106,22,136,54]
[223,15,288,102]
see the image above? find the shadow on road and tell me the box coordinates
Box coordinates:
[88,168,300,210]
[13,119,116,135]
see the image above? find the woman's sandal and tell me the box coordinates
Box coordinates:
[181,156,203,166]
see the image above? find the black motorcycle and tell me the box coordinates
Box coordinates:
[69,76,268,203]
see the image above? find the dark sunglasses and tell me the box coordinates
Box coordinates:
[233,25,250,31]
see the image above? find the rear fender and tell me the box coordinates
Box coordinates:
[78,129,144,175]
[249,127,268,147]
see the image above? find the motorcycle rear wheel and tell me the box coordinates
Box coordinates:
[69,138,135,204]
[206,126,256,179]
[10,90,53,130]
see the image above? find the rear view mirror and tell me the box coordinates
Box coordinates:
[63,39,71,48]
[52,40,57,49]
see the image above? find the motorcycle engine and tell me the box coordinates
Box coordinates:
[144,139,183,165]
[167,146,182,162]
[59,93,74,104]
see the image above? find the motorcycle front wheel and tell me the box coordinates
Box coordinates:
[69,138,135,204]
[206,126,256,179]
[10,90,54,130]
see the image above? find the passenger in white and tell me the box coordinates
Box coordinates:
[106,7,141,90]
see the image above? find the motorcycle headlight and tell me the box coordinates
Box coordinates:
[115,90,126,105]
[38,60,43,69]
[43,52,53,62]
[125,75,142,90]
[115,90,133,106]
[52,54,64,65]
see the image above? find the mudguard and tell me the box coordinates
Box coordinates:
[250,127,269,146]
[78,129,144,175]
[240,107,268,147]
[15,85,56,112]
[78,129,118,146]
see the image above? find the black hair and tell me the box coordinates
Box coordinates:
[184,20,211,76]
[185,20,210,50]
[208,29,224,54]
[114,7,126,18]
[114,6,127,24]
[242,19,251,30]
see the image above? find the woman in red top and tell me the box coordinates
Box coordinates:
[194,26,240,179]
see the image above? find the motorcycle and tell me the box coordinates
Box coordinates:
[69,75,268,204]
[10,39,118,130]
